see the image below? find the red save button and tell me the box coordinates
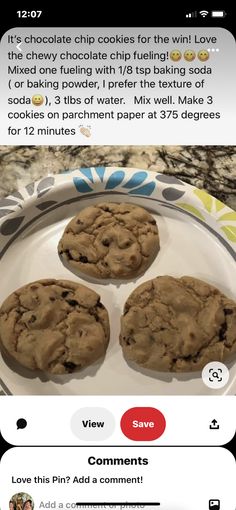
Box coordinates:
[120,407,166,441]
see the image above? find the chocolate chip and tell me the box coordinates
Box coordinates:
[102,239,110,247]
[64,249,73,260]
[125,336,136,346]
[150,219,156,225]
[219,321,227,341]
[79,255,88,263]
[61,291,69,298]
[96,300,104,309]
[29,315,36,323]
[66,299,78,307]
[224,308,233,315]
[90,309,99,321]
[182,355,192,361]
[63,361,76,372]
[50,297,55,302]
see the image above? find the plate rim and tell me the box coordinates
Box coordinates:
[0,166,235,258]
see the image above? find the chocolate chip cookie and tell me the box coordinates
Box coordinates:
[58,203,159,279]
[120,276,236,372]
[0,279,109,374]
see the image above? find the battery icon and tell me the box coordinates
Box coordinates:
[211,10,226,17]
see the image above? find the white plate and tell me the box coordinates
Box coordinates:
[0,167,236,395]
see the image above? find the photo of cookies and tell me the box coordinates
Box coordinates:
[58,202,160,280]
[0,279,110,375]
[120,276,236,372]
[0,145,235,395]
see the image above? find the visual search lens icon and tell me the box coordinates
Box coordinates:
[202,362,229,389]
[209,368,223,382]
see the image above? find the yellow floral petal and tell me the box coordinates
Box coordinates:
[193,189,213,212]
[177,203,205,220]
[215,199,225,212]
[221,226,236,242]
[218,212,236,221]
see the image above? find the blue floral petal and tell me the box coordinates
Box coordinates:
[128,182,156,196]
[0,216,24,235]
[95,167,105,182]
[79,168,94,183]
[162,188,185,201]
[73,177,93,193]
[105,171,125,189]
[123,171,148,189]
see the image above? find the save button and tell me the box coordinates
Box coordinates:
[120,407,166,441]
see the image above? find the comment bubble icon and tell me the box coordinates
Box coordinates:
[16,418,27,430]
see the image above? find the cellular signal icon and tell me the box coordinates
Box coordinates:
[186,11,197,17]
[199,10,209,17]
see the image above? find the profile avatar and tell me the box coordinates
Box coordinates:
[9,493,34,510]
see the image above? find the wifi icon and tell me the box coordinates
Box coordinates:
[199,10,209,17]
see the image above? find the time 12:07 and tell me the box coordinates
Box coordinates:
[17,11,42,18]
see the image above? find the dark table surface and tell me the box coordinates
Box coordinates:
[0,145,235,209]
